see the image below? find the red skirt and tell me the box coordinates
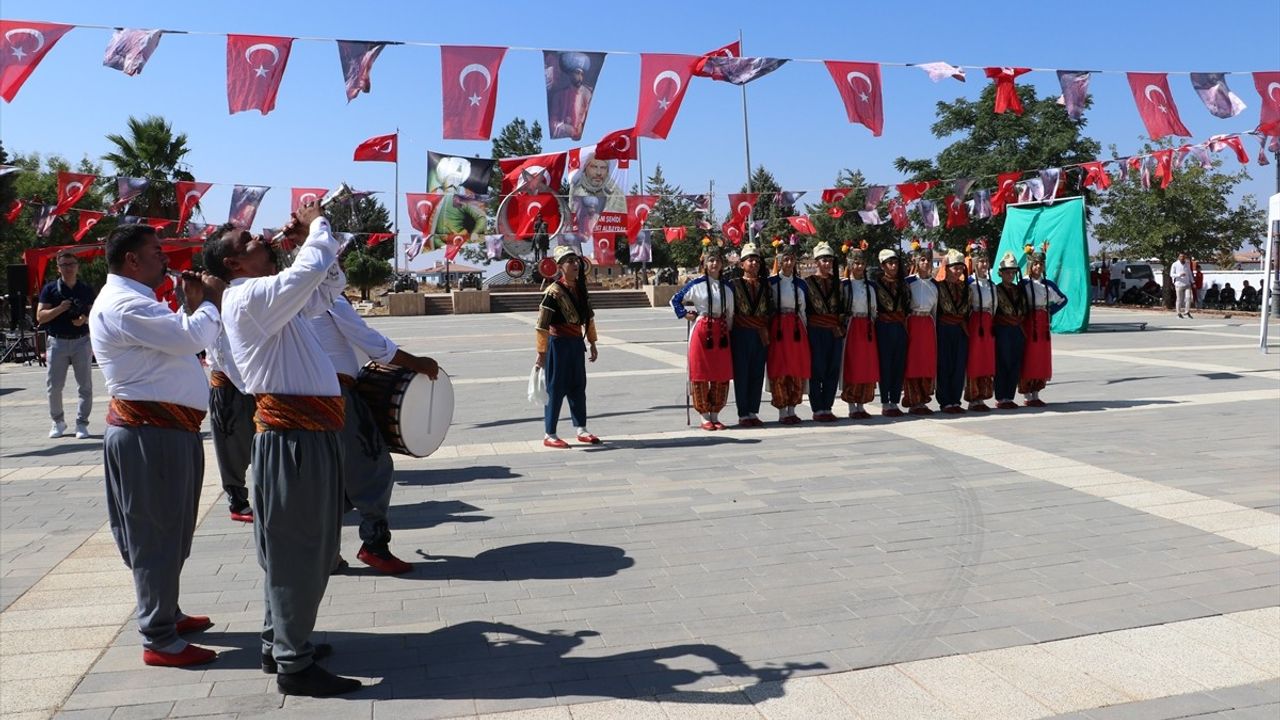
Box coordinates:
[767,314,811,380]
[842,317,878,385]
[1022,310,1052,380]
[689,317,733,382]
[905,315,936,380]
[966,311,995,378]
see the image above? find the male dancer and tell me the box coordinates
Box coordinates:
[729,243,773,427]
[874,249,910,417]
[935,250,971,414]
[965,242,997,412]
[805,242,845,422]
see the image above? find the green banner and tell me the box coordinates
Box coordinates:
[996,196,1090,333]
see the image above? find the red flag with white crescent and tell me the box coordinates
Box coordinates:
[786,216,817,235]
[1081,162,1112,190]
[74,210,103,242]
[663,226,686,243]
[895,180,938,204]
[727,193,759,221]
[593,233,617,265]
[636,54,698,139]
[226,34,293,115]
[0,21,74,102]
[991,172,1021,216]
[353,132,397,162]
[595,127,638,162]
[944,195,968,229]
[984,67,1032,115]
[824,61,883,136]
[1126,72,1192,139]
[511,193,559,238]
[721,219,744,246]
[698,41,740,65]
[404,192,443,233]
[365,232,393,248]
[821,188,851,205]
[441,45,507,140]
[5,198,23,223]
[143,217,173,235]
[626,195,657,241]
[54,172,96,216]
[175,180,212,230]
[1254,72,1280,136]
[498,152,566,195]
[888,199,908,230]
[1152,149,1175,189]
[444,233,466,260]
[290,187,327,214]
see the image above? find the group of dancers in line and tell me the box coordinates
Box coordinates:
[88,203,438,696]
[670,240,1069,429]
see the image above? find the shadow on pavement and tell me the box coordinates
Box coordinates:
[357,499,491,531]
[414,541,634,581]
[394,465,521,487]
[582,436,762,451]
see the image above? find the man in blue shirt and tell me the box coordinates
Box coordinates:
[36,250,97,439]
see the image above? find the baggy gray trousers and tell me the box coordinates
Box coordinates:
[339,386,395,545]
[209,384,255,506]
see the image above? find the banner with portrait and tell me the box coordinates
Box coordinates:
[565,148,627,265]
[544,50,606,141]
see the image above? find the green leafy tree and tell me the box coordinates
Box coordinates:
[807,169,906,267]
[635,164,701,269]
[893,84,1102,250]
[327,195,393,262]
[736,165,796,252]
[101,116,195,219]
[1095,138,1264,307]
[343,249,393,300]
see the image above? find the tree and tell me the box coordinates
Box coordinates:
[1095,138,1264,307]
[343,249,393,300]
[635,164,701,269]
[101,116,195,219]
[740,165,794,249]
[327,195,393,261]
[893,84,1102,250]
[806,169,905,267]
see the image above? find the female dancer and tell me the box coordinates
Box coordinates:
[840,243,878,419]
[1020,244,1068,407]
[671,245,735,430]
[903,243,938,415]
[964,242,997,412]
[768,243,810,424]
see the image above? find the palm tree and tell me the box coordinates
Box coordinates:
[102,116,195,219]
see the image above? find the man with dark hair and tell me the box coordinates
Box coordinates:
[214,202,361,696]
[89,223,224,667]
[37,249,97,439]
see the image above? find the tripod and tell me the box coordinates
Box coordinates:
[0,298,42,366]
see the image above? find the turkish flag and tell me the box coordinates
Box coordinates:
[787,216,817,235]
[353,132,397,162]
[74,210,103,242]
[175,180,212,230]
[405,192,443,232]
[664,226,687,243]
[825,61,883,136]
[510,193,559,238]
[895,180,938,204]
[636,54,698,139]
[983,67,1031,115]
[226,35,293,115]
[143,217,173,236]
[727,193,759,221]
[626,195,657,241]
[5,198,23,223]
[441,45,507,140]
[0,21,73,102]
[991,172,1021,216]
[1081,161,1112,190]
[444,234,465,261]
[944,195,968,228]
[499,151,566,195]
[1127,72,1192,139]
[289,187,327,214]
[1254,72,1280,136]
[698,41,740,66]
[366,232,393,248]
[595,127,638,162]
[721,219,744,245]
[53,172,96,216]
[821,188,851,205]
[888,199,908,230]
[594,233,617,265]
[1152,149,1175,189]
[1209,135,1250,164]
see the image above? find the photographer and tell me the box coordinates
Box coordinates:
[36,250,97,439]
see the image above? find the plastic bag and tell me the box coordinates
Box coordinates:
[527,365,548,405]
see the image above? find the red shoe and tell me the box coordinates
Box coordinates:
[229,509,254,523]
[1025,398,1047,408]
[356,544,413,575]
[883,407,904,418]
[996,401,1018,410]
[700,421,717,431]
[143,644,217,667]
[713,422,728,430]
[543,437,571,449]
[908,406,935,416]
[176,615,213,635]
[576,433,602,444]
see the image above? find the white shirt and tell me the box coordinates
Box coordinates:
[1170,260,1192,288]
[842,277,877,318]
[968,277,998,315]
[206,328,247,393]
[310,297,399,378]
[906,276,938,314]
[772,273,807,318]
[89,274,221,411]
[1109,263,1124,281]
[673,275,735,327]
[1024,278,1067,309]
[222,217,345,397]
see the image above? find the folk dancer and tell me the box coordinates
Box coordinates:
[903,244,939,415]
[1020,244,1068,407]
[840,243,878,419]
[209,203,362,696]
[535,245,601,448]
[993,252,1028,409]
[729,243,773,427]
[873,249,910,417]
[672,245,735,430]
[89,224,223,667]
[767,243,810,424]
[805,242,845,422]
[964,242,998,412]
[310,293,439,575]
[935,249,971,414]
[207,326,255,523]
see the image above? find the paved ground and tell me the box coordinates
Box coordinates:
[1,305,1278,720]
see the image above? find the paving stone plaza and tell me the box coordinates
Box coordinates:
[1,306,1278,720]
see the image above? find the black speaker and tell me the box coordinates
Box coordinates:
[7,263,29,329]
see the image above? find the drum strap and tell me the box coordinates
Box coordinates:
[254,394,345,433]
[336,373,357,389]
[107,398,206,433]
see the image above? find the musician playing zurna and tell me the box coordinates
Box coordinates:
[535,245,601,448]
[205,201,361,697]
[671,244,735,431]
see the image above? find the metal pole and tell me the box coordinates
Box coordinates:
[393,128,400,275]
[739,29,755,244]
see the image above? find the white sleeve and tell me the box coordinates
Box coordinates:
[302,263,348,318]
[242,218,340,337]
[106,301,221,357]
[329,297,398,363]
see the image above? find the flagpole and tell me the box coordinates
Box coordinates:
[393,127,400,276]
[739,29,755,244]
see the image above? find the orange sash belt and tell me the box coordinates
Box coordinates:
[549,323,583,338]
[939,313,967,326]
[995,315,1023,327]
[808,313,841,330]
[877,311,906,323]
[209,370,233,389]
[107,398,206,433]
[735,315,768,329]
[254,394,345,433]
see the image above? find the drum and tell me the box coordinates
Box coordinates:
[354,362,454,457]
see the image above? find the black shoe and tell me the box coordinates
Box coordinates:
[276,661,360,697]
[262,643,332,675]
[330,556,349,575]
[1186,312,1194,319]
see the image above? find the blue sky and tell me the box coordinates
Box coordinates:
[2,0,1277,268]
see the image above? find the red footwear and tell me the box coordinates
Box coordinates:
[700,421,717,431]
[143,644,217,667]
[229,510,254,523]
[883,407,904,418]
[908,406,935,416]
[712,422,728,430]
[176,615,213,635]
[543,438,571,449]
[996,401,1018,410]
[576,433,602,444]
[356,544,413,575]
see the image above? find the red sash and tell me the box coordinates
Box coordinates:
[254,394,345,432]
[107,398,205,433]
